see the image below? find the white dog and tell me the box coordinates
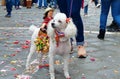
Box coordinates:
[26,13,77,79]
[47,13,77,79]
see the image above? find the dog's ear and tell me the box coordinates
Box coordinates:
[65,19,77,38]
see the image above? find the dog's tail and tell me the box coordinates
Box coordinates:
[29,24,38,32]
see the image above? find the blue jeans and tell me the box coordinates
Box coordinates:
[14,0,20,7]
[38,0,47,7]
[57,0,84,45]
[84,4,88,14]
[100,0,120,29]
[6,0,13,14]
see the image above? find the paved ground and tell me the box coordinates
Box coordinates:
[0,2,120,79]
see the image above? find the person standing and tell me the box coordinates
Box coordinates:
[97,0,120,40]
[5,0,13,17]
[57,0,87,58]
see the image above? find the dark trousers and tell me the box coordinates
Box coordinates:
[57,0,84,45]
[6,0,13,14]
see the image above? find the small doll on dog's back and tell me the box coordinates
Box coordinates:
[40,7,54,31]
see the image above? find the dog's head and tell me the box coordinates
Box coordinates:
[47,13,77,38]
[50,13,68,30]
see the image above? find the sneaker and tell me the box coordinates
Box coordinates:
[5,14,11,18]
[96,4,101,8]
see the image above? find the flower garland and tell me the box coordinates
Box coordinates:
[34,30,49,54]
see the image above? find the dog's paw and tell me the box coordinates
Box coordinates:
[25,65,39,74]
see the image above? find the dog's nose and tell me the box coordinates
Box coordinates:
[51,23,55,28]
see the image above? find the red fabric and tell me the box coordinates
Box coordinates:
[82,0,84,9]
[43,17,53,26]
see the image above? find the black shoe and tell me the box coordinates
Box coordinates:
[97,29,105,40]
[5,14,11,18]
[107,21,120,32]
[78,55,87,58]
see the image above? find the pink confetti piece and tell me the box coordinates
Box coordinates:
[66,77,71,79]
[81,76,86,79]
[21,45,29,49]
[10,68,16,71]
[13,40,19,44]
[90,57,95,61]
[25,40,31,45]
[10,53,16,57]
[14,74,19,78]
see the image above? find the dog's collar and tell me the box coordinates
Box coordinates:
[55,30,65,47]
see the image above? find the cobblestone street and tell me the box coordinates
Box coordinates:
[0,2,120,79]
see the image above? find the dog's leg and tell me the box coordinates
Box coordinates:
[26,44,36,69]
[63,54,71,79]
[37,52,42,64]
[49,50,55,79]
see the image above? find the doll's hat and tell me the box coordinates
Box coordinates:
[44,7,54,14]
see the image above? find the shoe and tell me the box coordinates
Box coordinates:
[77,46,87,58]
[36,6,41,9]
[107,21,120,32]
[78,55,87,58]
[5,14,11,18]
[96,4,101,8]
[97,29,105,40]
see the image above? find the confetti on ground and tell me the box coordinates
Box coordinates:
[10,67,16,71]
[10,60,17,64]
[25,40,31,45]
[90,57,95,61]
[13,40,19,44]
[0,61,5,65]
[21,45,29,49]
[114,70,119,74]
[14,74,32,79]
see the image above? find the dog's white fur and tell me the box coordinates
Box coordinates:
[26,13,77,79]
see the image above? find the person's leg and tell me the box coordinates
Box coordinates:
[97,0,111,39]
[67,0,86,57]
[84,4,88,15]
[15,0,20,9]
[44,0,47,8]
[111,0,120,27]
[57,0,68,17]
[106,0,120,32]
[5,0,13,17]
[38,0,42,8]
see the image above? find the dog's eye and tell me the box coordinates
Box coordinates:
[58,20,62,23]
